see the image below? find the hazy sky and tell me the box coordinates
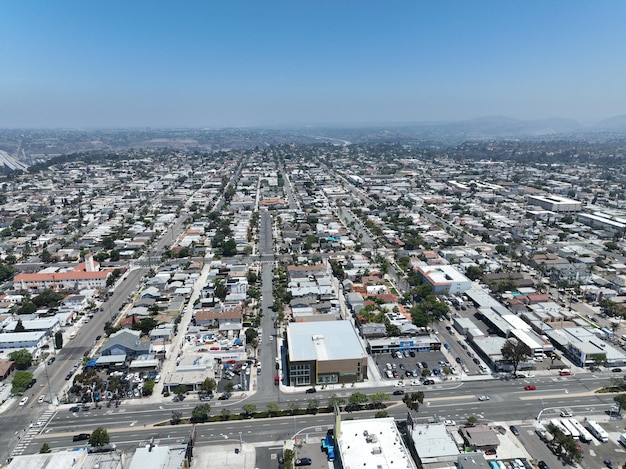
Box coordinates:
[2,1,625,128]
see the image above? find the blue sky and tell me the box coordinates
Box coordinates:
[1,1,625,128]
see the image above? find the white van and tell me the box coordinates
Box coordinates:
[619,433,626,447]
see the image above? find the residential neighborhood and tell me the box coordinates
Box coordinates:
[0,136,625,469]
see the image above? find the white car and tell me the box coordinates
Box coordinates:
[29,421,44,428]
[443,419,456,426]
[19,396,29,406]
[38,395,45,404]
[478,395,490,401]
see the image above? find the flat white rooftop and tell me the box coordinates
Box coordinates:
[337,417,417,469]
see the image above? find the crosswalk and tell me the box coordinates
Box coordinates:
[10,408,58,458]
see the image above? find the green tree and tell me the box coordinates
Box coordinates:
[88,427,109,447]
[307,398,320,414]
[40,249,53,263]
[221,239,237,257]
[242,403,257,417]
[200,377,217,394]
[375,410,389,418]
[191,404,211,423]
[288,401,301,415]
[369,392,389,408]
[283,449,295,467]
[9,349,33,370]
[348,392,368,410]
[173,385,188,397]
[39,442,52,453]
[614,394,626,415]
[385,323,401,337]
[501,339,532,375]
[214,279,228,302]
[131,317,158,335]
[11,370,34,394]
[220,408,231,421]
[267,402,280,417]
[244,327,258,343]
[402,391,424,413]
[465,265,484,281]
[142,379,155,396]
[224,381,235,393]
[466,415,478,426]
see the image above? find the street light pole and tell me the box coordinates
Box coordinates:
[238,431,242,452]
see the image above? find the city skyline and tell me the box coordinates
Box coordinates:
[2,1,626,128]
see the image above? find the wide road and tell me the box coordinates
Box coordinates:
[19,370,620,455]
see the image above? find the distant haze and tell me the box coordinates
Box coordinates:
[1,1,626,128]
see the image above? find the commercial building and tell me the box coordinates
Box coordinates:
[336,417,418,469]
[414,265,472,294]
[286,321,368,387]
[526,194,582,213]
[13,254,112,292]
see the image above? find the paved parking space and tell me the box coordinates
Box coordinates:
[376,349,455,383]
[292,433,336,469]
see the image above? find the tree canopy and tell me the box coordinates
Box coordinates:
[501,339,532,375]
[9,349,33,370]
[11,370,34,394]
[89,427,110,447]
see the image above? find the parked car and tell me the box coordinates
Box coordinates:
[305,387,316,393]
[73,433,90,442]
[524,385,537,390]
[538,461,550,469]
[560,410,573,417]
[423,379,435,385]
[510,425,520,436]
[393,390,405,395]
[69,406,80,412]
[484,448,496,455]
[612,368,622,373]
[295,458,312,466]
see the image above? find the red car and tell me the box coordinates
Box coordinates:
[524,384,537,391]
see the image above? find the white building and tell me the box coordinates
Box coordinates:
[336,417,418,469]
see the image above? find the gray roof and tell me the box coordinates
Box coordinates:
[102,330,151,355]
[287,321,366,362]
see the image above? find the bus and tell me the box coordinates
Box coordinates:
[586,420,608,443]
[560,419,580,440]
[568,419,592,443]
[550,419,570,437]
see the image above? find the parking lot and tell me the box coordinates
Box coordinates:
[376,348,457,385]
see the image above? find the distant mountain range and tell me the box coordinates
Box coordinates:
[297,115,626,145]
[2,115,626,171]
